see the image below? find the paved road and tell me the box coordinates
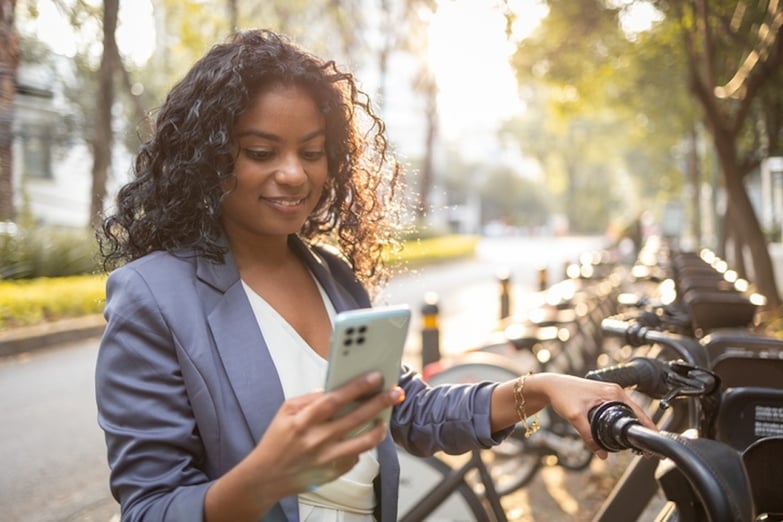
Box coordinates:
[379,235,610,365]
[0,235,608,522]
[0,341,120,522]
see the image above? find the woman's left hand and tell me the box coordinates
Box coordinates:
[526,373,657,459]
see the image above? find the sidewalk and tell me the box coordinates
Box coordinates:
[0,314,105,357]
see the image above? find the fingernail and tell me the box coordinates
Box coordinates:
[366,371,382,385]
[390,386,405,404]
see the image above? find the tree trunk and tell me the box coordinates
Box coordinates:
[416,75,437,219]
[715,128,781,307]
[725,207,747,278]
[89,0,118,229]
[226,0,238,31]
[686,126,701,245]
[681,0,783,309]
[0,0,17,222]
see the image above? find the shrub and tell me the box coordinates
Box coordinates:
[0,224,101,279]
[0,274,107,329]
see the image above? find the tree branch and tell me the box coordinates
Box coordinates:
[732,9,783,133]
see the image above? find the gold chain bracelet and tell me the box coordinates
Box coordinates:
[513,372,540,438]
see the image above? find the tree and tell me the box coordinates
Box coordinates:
[509,0,783,306]
[0,0,18,221]
[88,0,118,228]
[661,0,783,307]
[507,0,688,234]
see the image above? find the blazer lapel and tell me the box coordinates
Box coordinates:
[290,236,368,312]
[197,252,285,444]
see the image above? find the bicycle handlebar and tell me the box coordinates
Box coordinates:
[583,357,670,398]
[584,357,719,409]
[588,402,753,522]
[601,317,708,367]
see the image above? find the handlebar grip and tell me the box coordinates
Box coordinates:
[600,317,631,337]
[585,357,670,399]
[587,401,640,453]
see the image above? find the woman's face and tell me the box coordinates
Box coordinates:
[221,84,328,244]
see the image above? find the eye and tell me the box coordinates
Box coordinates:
[244,149,274,161]
[302,149,326,161]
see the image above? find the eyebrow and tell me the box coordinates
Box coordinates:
[235,129,326,143]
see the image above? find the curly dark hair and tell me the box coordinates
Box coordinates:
[97,29,404,290]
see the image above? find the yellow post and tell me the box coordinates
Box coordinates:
[420,293,441,368]
[538,266,548,291]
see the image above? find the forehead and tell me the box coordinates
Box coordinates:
[235,84,324,135]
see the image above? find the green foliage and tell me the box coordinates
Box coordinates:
[0,274,106,329]
[0,225,101,280]
[478,167,550,228]
[505,1,703,233]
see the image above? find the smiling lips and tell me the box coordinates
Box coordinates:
[261,196,307,208]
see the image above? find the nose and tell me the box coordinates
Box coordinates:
[274,152,307,186]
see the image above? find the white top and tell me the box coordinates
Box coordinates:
[242,280,378,522]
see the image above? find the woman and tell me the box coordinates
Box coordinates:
[95,29,654,522]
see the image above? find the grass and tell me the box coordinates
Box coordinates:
[384,235,479,265]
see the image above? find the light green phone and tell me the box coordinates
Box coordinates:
[324,305,411,435]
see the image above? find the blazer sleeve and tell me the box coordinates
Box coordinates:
[312,242,513,457]
[390,366,514,457]
[95,265,212,522]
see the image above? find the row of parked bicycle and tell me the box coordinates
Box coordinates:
[395,235,783,521]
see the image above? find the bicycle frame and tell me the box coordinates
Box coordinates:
[398,448,507,522]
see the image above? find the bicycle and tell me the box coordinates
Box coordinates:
[412,281,621,500]
[587,400,754,522]
[586,335,783,520]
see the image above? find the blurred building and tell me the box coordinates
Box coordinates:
[12,53,127,229]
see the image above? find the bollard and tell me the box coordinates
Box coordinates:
[498,269,511,320]
[420,293,441,368]
[538,266,548,291]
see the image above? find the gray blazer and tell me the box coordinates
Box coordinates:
[95,236,508,521]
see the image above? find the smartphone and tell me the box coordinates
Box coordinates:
[324,304,411,435]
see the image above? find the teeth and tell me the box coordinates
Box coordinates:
[266,198,303,207]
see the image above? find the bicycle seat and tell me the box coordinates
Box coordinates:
[700,329,783,389]
[682,289,758,333]
[654,433,754,522]
[742,436,783,519]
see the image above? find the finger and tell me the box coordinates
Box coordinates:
[623,396,658,431]
[323,420,388,463]
[282,391,325,413]
[327,386,402,438]
[569,414,608,460]
[290,372,382,427]
[317,371,386,418]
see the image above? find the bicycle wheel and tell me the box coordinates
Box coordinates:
[397,446,487,522]
[425,354,543,496]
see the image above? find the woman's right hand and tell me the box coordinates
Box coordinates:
[205,371,403,521]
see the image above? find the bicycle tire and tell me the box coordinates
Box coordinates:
[425,356,543,496]
[397,447,487,522]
